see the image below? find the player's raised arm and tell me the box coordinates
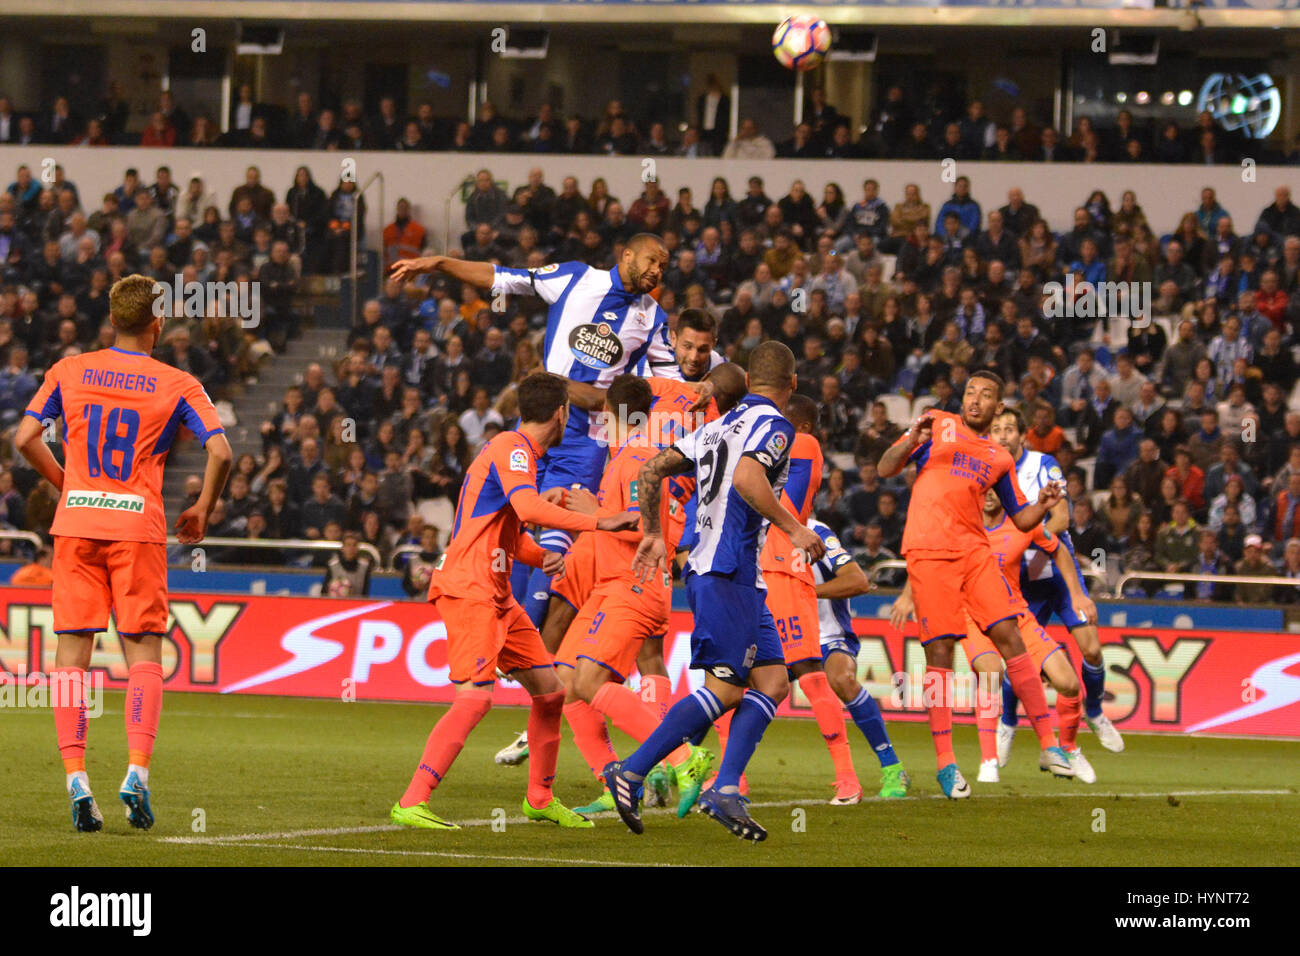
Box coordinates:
[878,412,933,478]
[815,557,873,601]
[731,456,826,562]
[1005,473,1062,533]
[389,254,494,290]
[175,432,233,544]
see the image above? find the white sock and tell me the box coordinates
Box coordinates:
[66,770,90,795]
[127,763,149,787]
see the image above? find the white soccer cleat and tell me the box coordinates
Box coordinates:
[1067,748,1097,784]
[977,758,1000,783]
[494,731,529,766]
[1084,713,1125,753]
[996,721,1016,768]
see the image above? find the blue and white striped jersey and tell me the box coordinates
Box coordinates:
[1014,448,1069,582]
[672,393,794,588]
[810,518,857,644]
[492,262,667,447]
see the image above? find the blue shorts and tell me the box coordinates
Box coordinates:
[1023,563,1091,630]
[821,635,861,662]
[536,439,607,494]
[685,569,784,686]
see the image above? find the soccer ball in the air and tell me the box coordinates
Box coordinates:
[772,16,832,72]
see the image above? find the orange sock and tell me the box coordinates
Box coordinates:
[925,665,956,770]
[526,690,565,810]
[1057,692,1082,751]
[51,666,87,774]
[1005,653,1057,749]
[800,671,857,784]
[400,688,493,807]
[975,672,1001,763]
[125,661,163,769]
[563,699,617,778]
[590,682,692,767]
[642,674,672,721]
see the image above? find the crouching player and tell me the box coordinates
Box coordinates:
[390,372,637,830]
[16,274,232,831]
[809,518,910,800]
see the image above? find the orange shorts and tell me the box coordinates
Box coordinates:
[436,595,552,685]
[555,579,667,681]
[549,534,597,611]
[963,609,1063,674]
[765,571,821,666]
[52,536,168,635]
[907,549,1022,644]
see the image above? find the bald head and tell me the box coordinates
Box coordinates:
[706,362,748,413]
[747,341,796,391]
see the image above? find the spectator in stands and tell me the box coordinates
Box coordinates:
[1103,473,1144,547]
[10,544,53,586]
[458,386,503,451]
[1234,534,1277,604]
[322,531,373,597]
[1188,529,1232,601]
[1155,498,1199,576]
[723,119,775,161]
[1268,472,1300,544]
[935,176,980,235]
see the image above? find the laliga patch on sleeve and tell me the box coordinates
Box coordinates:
[533,263,559,275]
[765,432,789,457]
[827,536,842,550]
[1047,464,1064,481]
[509,448,530,473]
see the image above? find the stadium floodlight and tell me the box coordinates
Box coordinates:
[236,23,284,56]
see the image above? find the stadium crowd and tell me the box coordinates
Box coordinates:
[8,144,1300,602]
[5,81,1300,165]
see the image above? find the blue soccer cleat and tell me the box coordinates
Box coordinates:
[698,788,767,842]
[937,763,971,799]
[603,761,644,835]
[119,770,155,830]
[69,777,103,833]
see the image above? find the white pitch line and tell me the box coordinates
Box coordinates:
[159,787,1296,847]
[204,842,681,867]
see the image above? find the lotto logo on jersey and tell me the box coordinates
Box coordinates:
[569,322,625,370]
[64,490,145,513]
[509,448,529,473]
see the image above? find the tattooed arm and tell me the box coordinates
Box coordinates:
[631,447,695,581]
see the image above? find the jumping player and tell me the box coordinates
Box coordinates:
[646,307,725,381]
[390,371,637,831]
[606,342,828,842]
[809,517,911,799]
[988,409,1124,758]
[15,274,232,832]
[877,371,1072,799]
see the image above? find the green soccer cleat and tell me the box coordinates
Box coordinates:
[645,765,671,808]
[522,797,595,828]
[879,763,911,799]
[675,745,716,818]
[390,800,460,830]
[574,789,616,815]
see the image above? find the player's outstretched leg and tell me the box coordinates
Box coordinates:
[796,666,860,804]
[989,622,1074,778]
[1044,652,1095,783]
[494,731,530,766]
[519,674,592,829]
[53,663,101,832]
[825,650,909,799]
[973,665,1002,784]
[562,699,618,814]
[1077,639,1124,753]
[391,685,494,830]
[119,659,162,830]
[699,670,785,842]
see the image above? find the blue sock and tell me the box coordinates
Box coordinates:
[523,565,555,628]
[509,559,532,606]
[624,688,721,779]
[1081,660,1106,719]
[688,724,709,747]
[846,688,898,768]
[1000,673,1019,728]
[714,690,778,792]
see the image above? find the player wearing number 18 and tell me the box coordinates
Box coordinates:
[15,274,233,833]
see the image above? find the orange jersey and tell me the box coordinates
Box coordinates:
[984,517,1058,608]
[593,431,692,591]
[25,348,224,544]
[760,431,824,581]
[646,377,717,447]
[891,410,1028,557]
[428,430,597,607]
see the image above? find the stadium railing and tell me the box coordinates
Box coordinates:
[350,169,385,322]
[0,529,47,554]
[165,536,383,567]
[866,557,1112,596]
[1114,569,1300,598]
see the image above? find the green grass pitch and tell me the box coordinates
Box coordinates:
[3,691,1297,867]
